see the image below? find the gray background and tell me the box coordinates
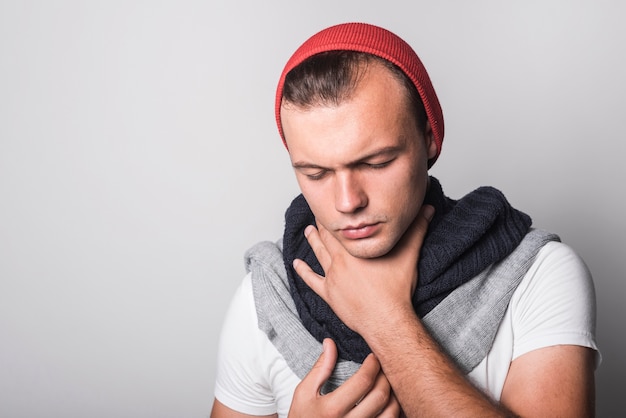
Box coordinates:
[1,1,624,417]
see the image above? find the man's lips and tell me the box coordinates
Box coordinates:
[339,223,381,239]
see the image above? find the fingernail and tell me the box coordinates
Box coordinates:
[304,225,314,237]
[292,259,300,269]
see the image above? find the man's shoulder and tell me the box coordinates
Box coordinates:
[527,237,590,280]
[510,237,596,335]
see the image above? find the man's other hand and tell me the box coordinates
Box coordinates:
[288,339,400,418]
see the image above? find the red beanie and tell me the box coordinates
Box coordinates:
[275,22,444,166]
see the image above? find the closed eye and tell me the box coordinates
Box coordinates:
[363,159,393,170]
[305,170,329,181]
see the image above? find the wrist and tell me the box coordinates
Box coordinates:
[358,303,419,346]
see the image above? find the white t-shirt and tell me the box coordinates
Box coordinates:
[214,241,599,417]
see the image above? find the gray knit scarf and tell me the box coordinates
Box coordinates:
[246,177,558,392]
[246,228,558,391]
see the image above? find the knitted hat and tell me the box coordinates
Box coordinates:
[275,22,444,166]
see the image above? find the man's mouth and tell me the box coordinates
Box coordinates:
[340,223,381,240]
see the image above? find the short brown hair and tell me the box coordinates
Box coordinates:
[281,51,428,134]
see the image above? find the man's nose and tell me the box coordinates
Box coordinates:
[334,172,368,213]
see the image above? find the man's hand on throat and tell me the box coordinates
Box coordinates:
[293,205,434,338]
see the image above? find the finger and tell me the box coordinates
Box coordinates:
[303,224,332,270]
[348,370,393,417]
[376,392,402,418]
[293,258,326,299]
[333,353,381,408]
[315,221,346,257]
[298,338,338,395]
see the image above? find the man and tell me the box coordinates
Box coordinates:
[211,23,599,417]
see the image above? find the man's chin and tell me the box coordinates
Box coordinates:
[342,240,394,259]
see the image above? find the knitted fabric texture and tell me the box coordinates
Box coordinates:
[282,177,533,364]
[247,228,559,390]
[275,22,445,166]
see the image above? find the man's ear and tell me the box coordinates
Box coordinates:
[423,121,438,160]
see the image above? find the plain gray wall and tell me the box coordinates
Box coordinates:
[1,1,624,417]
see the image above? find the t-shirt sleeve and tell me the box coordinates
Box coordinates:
[510,241,600,364]
[213,273,278,415]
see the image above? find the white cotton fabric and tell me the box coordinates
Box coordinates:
[213,241,599,417]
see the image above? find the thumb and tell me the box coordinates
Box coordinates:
[303,338,338,393]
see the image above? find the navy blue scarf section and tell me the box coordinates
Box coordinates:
[282,177,532,364]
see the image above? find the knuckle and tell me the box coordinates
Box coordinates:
[352,369,376,389]
[292,381,308,399]
[377,396,401,418]
[369,384,391,408]
[322,402,343,418]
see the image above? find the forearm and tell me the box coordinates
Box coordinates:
[364,307,515,418]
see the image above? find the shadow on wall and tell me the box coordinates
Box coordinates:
[595,278,625,417]
[573,226,625,417]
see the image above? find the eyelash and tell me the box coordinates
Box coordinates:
[305,161,393,181]
[366,161,392,169]
[306,171,328,181]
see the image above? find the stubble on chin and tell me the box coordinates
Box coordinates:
[340,237,398,260]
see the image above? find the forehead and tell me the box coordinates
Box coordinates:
[281,63,418,164]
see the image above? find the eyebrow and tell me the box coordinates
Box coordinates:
[292,145,404,171]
